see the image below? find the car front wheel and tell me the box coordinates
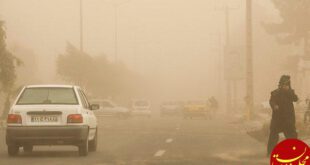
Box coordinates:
[8,145,19,156]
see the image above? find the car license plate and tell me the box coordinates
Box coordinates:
[31,116,58,122]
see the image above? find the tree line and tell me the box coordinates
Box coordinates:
[0,21,22,119]
[57,43,146,103]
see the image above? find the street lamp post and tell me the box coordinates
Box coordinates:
[215,3,239,113]
[109,0,130,62]
[114,5,118,62]
[80,0,84,52]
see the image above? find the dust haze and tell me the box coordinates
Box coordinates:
[1,0,292,101]
[0,0,309,164]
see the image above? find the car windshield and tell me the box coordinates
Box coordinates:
[17,87,78,105]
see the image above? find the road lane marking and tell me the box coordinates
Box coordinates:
[154,150,166,157]
[166,138,173,143]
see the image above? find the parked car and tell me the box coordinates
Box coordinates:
[183,100,211,119]
[131,100,151,117]
[92,99,131,119]
[6,85,99,156]
[160,101,182,117]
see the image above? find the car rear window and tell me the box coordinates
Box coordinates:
[17,87,78,105]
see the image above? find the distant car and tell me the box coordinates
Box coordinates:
[160,101,182,117]
[6,85,99,156]
[131,100,151,117]
[92,99,131,118]
[183,100,211,119]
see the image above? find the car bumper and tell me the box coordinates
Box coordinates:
[6,125,88,146]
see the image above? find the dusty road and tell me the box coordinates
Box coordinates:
[0,115,268,165]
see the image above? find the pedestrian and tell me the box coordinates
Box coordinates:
[267,75,299,156]
[209,97,219,112]
[304,97,310,124]
[207,97,218,119]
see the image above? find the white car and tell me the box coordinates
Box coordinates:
[92,99,131,118]
[6,85,99,156]
[131,100,151,117]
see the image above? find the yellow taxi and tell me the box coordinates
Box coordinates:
[183,100,211,119]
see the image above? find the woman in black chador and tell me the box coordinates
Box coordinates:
[267,75,299,156]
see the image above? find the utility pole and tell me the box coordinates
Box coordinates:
[217,32,223,105]
[80,0,84,52]
[246,0,254,119]
[225,5,230,50]
[224,5,232,113]
[114,5,118,62]
[216,4,238,113]
[107,0,130,62]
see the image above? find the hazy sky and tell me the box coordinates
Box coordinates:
[0,0,280,100]
[0,0,274,62]
[0,0,246,64]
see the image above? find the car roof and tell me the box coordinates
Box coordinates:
[25,85,77,88]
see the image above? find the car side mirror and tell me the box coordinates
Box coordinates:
[90,104,100,110]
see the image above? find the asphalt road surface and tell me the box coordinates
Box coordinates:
[0,115,268,165]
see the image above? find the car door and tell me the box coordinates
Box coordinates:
[77,88,97,129]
